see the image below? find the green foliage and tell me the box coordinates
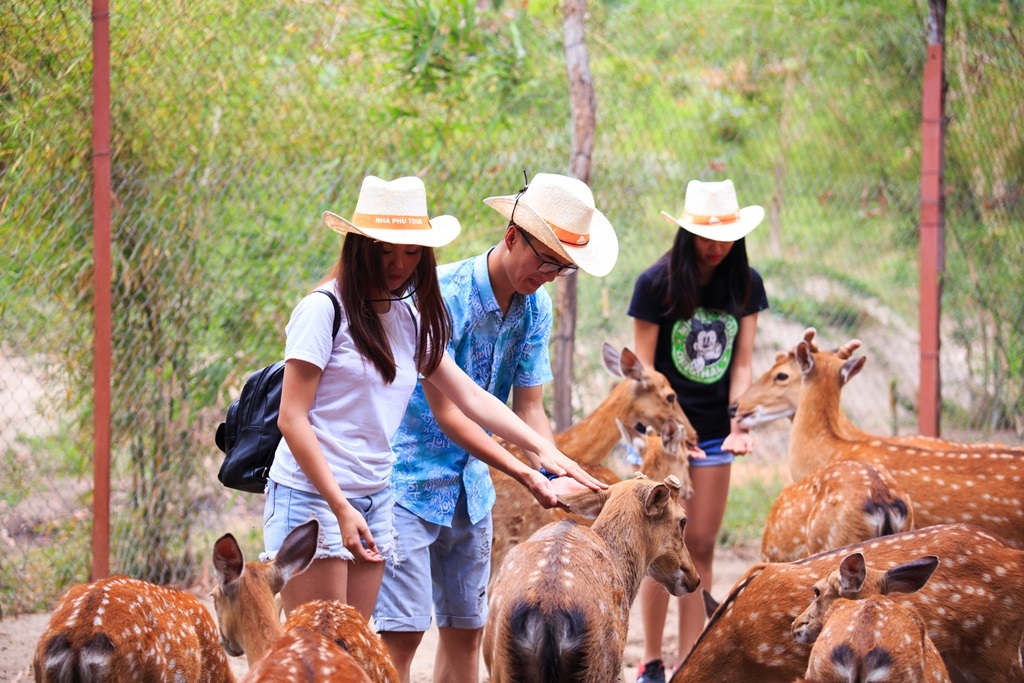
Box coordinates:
[719,471,786,546]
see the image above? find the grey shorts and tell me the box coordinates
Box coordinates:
[373,492,492,632]
[261,480,395,562]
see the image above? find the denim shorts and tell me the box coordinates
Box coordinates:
[261,480,395,562]
[373,492,491,632]
[690,436,733,468]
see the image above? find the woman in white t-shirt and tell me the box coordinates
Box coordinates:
[265,175,605,621]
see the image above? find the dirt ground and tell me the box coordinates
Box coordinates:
[0,540,759,682]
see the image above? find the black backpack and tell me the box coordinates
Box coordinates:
[215,290,341,493]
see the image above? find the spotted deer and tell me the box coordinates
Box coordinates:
[211,519,398,683]
[240,628,370,682]
[732,328,1024,454]
[761,460,914,562]
[795,552,949,682]
[804,596,951,683]
[669,524,1024,683]
[32,575,234,683]
[489,343,697,581]
[785,337,1024,547]
[484,474,700,683]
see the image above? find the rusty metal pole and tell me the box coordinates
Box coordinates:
[91,0,112,579]
[918,0,946,437]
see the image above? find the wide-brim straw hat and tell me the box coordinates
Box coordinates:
[322,175,461,248]
[661,179,764,242]
[484,173,618,277]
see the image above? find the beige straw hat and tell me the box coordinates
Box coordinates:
[484,173,619,277]
[322,175,461,248]
[661,179,764,242]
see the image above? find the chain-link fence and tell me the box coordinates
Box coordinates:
[2,0,1022,615]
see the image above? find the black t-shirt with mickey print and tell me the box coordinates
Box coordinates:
[628,261,769,441]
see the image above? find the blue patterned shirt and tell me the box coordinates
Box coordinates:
[390,251,554,525]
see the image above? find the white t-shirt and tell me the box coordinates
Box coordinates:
[267,285,420,497]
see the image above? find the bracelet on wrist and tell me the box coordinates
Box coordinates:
[538,467,561,481]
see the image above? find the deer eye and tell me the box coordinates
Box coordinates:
[667,394,676,404]
[775,373,789,382]
[812,587,820,598]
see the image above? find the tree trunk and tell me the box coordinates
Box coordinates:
[554,0,595,431]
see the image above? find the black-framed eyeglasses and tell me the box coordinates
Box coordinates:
[509,177,578,278]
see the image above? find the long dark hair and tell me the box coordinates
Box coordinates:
[659,228,751,320]
[329,234,450,383]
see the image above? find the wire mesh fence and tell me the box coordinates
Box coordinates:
[1,0,1022,615]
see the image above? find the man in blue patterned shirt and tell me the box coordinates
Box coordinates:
[375,173,619,682]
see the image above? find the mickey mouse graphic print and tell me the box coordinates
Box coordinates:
[628,260,768,441]
[674,311,737,382]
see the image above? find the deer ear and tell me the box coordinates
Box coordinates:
[881,555,939,596]
[795,341,815,376]
[701,589,720,619]
[618,347,646,381]
[643,482,673,516]
[213,533,245,596]
[838,552,867,594]
[660,419,682,454]
[272,518,320,589]
[840,356,866,385]
[602,343,624,379]
[557,488,608,519]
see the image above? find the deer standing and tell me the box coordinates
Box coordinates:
[211,519,398,683]
[484,474,699,683]
[669,524,1024,683]
[732,328,1024,454]
[490,343,697,581]
[761,460,914,562]
[785,337,1024,547]
[32,574,234,683]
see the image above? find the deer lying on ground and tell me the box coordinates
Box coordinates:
[33,575,235,683]
[490,343,697,581]
[784,336,1024,547]
[483,474,700,683]
[731,328,1024,454]
[761,459,914,562]
[669,524,1024,683]
[211,519,398,683]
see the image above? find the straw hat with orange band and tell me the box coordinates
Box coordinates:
[322,175,461,248]
[661,179,764,242]
[483,172,619,278]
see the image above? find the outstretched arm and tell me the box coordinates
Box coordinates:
[722,312,759,455]
[421,354,607,491]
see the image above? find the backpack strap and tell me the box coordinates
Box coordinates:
[313,289,342,340]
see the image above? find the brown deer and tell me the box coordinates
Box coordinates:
[489,343,697,581]
[761,460,914,562]
[211,519,398,683]
[804,596,951,683]
[785,336,1024,548]
[32,575,234,683]
[483,474,700,683]
[732,328,1024,454]
[669,524,1024,683]
[795,552,949,682]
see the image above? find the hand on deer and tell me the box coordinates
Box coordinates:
[334,500,383,563]
[533,442,608,490]
[722,428,753,455]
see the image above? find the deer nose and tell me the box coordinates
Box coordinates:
[727,403,738,418]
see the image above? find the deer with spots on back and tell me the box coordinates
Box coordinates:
[483,474,700,683]
[32,576,235,683]
[796,552,951,682]
[211,518,398,683]
[489,343,698,583]
[670,523,1024,683]
[783,335,1024,548]
[761,459,914,562]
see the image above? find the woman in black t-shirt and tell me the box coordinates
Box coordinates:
[628,179,769,683]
